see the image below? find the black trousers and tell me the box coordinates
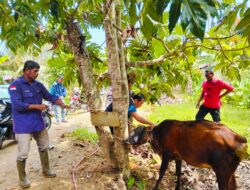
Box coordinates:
[195,105,221,122]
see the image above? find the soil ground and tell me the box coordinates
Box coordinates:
[0,111,250,190]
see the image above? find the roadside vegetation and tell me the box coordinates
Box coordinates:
[67,128,98,145]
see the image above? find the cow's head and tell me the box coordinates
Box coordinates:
[123,126,152,146]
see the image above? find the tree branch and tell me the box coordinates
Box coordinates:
[216,39,233,64]
[127,42,250,68]
[187,33,238,41]
[127,52,174,67]
[182,44,250,52]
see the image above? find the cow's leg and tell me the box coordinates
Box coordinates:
[175,159,182,190]
[212,151,239,190]
[229,173,237,190]
[153,151,169,190]
[214,169,233,190]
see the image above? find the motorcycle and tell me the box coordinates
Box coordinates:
[0,100,14,149]
[0,100,52,149]
[66,93,88,114]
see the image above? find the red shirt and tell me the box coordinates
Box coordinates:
[202,79,234,109]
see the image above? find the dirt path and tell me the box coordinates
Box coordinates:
[0,111,93,190]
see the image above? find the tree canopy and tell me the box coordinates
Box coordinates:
[0,0,249,105]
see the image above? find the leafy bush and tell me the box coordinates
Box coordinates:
[226,82,250,109]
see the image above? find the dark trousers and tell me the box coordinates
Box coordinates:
[195,105,221,123]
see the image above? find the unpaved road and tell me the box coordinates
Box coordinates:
[0,111,93,190]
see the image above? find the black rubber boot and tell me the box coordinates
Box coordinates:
[16,160,31,188]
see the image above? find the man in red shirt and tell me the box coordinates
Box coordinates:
[195,69,234,123]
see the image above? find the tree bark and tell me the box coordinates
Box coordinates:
[66,21,116,167]
[104,0,130,178]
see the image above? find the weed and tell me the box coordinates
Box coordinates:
[68,128,98,144]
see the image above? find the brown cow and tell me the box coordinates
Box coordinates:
[124,119,248,190]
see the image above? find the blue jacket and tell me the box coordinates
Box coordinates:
[9,76,59,133]
[50,81,66,97]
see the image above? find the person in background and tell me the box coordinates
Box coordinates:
[50,75,67,123]
[3,75,15,84]
[105,86,113,108]
[195,68,234,123]
[106,93,155,134]
[128,93,154,126]
[8,60,69,188]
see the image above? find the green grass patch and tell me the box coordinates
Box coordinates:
[148,102,250,156]
[67,128,98,144]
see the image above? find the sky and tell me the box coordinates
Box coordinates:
[89,28,105,48]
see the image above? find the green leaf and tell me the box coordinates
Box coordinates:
[127,177,135,188]
[156,0,170,16]
[141,0,170,40]
[220,4,241,30]
[50,0,59,20]
[182,0,207,40]
[200,0,217,17]
[129,0,137,25]
[227,11,238,29]
[236,8,250,37]
[141,13,154,40]
[152,38,165,57]
[169,0,181,33]
[180,8,189,31]
[228,67,241,81]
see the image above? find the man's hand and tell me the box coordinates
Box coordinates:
[196,102,200,109]
[55,98,70,109]
[219,90,232,99]
[62,104,71,109]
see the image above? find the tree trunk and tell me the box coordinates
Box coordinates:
[66,21,116,167]
[104,0,130,179]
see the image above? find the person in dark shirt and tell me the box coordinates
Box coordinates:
[9,60,69,188]
[105,93,155,134]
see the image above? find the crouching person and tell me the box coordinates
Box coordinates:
[8,61,69,188]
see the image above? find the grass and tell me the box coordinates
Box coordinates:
[67,128,98,144]
[146,102,250,156]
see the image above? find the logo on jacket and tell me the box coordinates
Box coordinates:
[9,86,17,90]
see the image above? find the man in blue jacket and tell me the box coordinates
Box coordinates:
[50,75,67,123]
[9,60,69,188]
